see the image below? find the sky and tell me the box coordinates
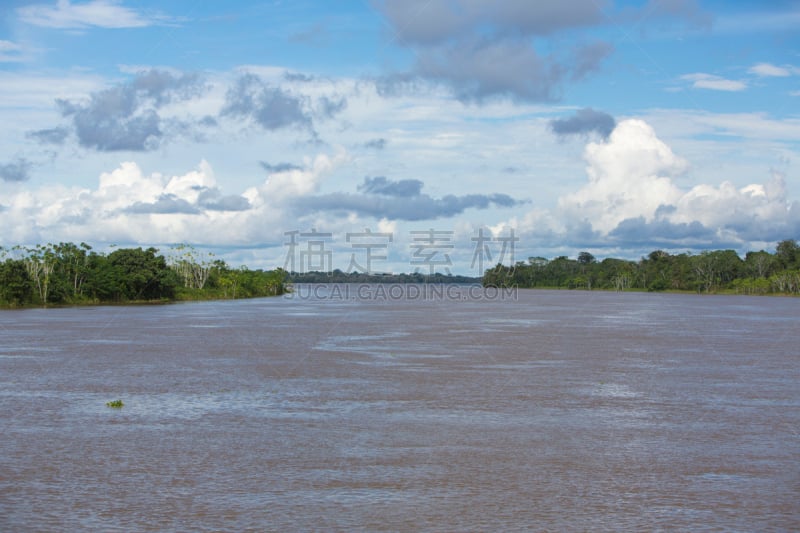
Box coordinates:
[0,0,799,275]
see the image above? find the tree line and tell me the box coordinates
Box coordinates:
[482,239,800,295]
[290,269,479,284]
[0,243,288,307]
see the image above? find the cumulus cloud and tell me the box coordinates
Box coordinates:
[377,0,606,45]
[550,108,616,139]
[681,73,747,91]
[358,176,423,197]
[378,36,614,103]
[0,158,32,182]
[412,37,566,102]
[748,62,794,77]
[295,191,520,221]
[557,120,687,234]
[515,119,800,249]
[669,172,798,242]
[17,0,172,30]
[374,1,616,102]
[54,69,207,151]
[296,175,523,220]
[221,74,311,131]
[254,153,347,202]
[0,156,340,246]
[372,1,720,102]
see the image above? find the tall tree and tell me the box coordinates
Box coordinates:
[108,247,178,301]
[776,239,799,269]
[0,259,32,305]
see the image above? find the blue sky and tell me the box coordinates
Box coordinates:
[0,0,799,274]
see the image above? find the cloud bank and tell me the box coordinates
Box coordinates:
[512,119,800,249]
[0,154,525,245]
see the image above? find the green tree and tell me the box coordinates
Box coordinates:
[776,239,799,269]
[107,247,178,301]
[0,259,32,305]
[83,253,121,301]
[691,250,743,293]
[744,250,776,279]
[21,244,57,304]
[53,242,92,300]
[168,244,215,289]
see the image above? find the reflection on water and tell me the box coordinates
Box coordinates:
[1,287,798,531]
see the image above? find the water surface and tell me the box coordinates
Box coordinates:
[1,287,798,531]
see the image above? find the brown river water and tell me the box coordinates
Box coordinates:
[1,285,798,531]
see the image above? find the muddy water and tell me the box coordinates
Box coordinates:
[1,286,798,531]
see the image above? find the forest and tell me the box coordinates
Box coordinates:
[482,239,800,295]
[4,239,798,306]
[0,243,287,307]
[290,270,479,284]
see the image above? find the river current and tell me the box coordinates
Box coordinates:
[1,285,798,531]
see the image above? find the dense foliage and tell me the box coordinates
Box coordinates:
[482,239,800,295]
[0,243,288,307]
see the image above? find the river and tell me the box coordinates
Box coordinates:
[1,285,798,531]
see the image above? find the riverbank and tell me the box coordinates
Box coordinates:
[0,285,288,310]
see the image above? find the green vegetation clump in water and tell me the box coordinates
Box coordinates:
[482,239,800,295]
[106,399,124,408]
[0,242,288,307]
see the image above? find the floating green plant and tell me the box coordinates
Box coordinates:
[105,399,124,408]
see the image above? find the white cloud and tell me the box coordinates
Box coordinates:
[0,71,104,109]
[17,0,170,30]
[671,171,791,232]
[254,151,347,202]
[511,119,800,249]
[643,109,800,145]
[681,73,747,91]
[0,153,348,247]
[1,61,798,263]
[0,40,25,63]
[748,62,792,77]
[557,119,686,233]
